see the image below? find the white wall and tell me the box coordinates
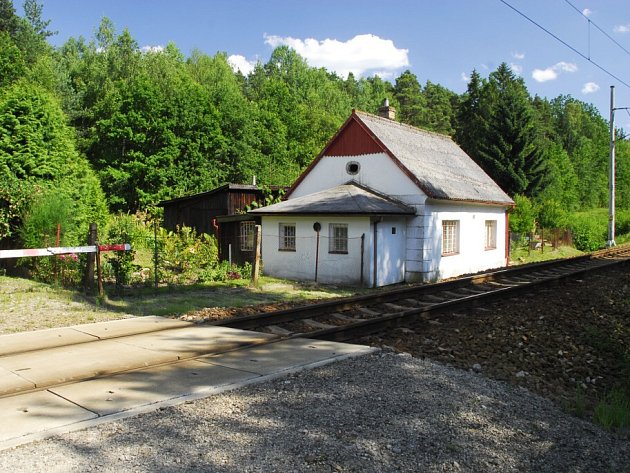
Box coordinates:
[292,153,425,204]
[422,202,508,281]
[260,216,372,285]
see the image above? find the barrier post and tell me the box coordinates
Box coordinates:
[96,245,104,298]
[251,225,262,286]
[84,223,97,293]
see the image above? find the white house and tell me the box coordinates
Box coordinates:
[250,105,514,286]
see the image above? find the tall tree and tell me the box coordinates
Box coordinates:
[475,63,546,196]
[393,69,424,126]
[422,80,456,135]
[455,69,485,158]
[0,0,19,37]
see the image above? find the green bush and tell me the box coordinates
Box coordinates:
[568,215,606,251]
[615,209,630,236]
[104,214,142,286]
[594,387,630,431]
[158,226,218,284]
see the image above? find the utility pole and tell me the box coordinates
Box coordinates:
[608,86,616,247]
[608,86,630,247]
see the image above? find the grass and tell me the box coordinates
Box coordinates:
[0,274,363,333]
[594,386,630,431]
[509,244,584,265]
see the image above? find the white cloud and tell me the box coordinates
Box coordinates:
[532,68,558,82]
[461,72,470,83]
[614,24,630,33]
[512,51,525,60]
[556,61,578,72]
[228,54,257,75]
[510,63,523,75]
[582,82,600,94]
[140,45,164,54]
[263,33,409,78]
[582,8,592,17]
[532,61,578,82]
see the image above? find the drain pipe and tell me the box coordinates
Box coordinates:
[372,218,380,288]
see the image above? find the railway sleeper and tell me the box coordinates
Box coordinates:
[331,313,366,323]
[302,318,337,330]
[266,325,293,336]
[382,302,412,311]
[358,307,382,317]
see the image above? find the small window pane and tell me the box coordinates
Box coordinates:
[485,220,497,250]
[240,221,255,251]
[279,223,296,251]
[442,220,459,255]
[329,223,348,253]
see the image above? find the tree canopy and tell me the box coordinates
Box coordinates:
[1,1,628,249]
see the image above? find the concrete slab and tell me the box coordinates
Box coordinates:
[0,339,181,393]
[201,338,376,375]
[0,327,99,357]
[0,366,35,397]
[116,325,276,357]
[70,315,192,340]
[50,359,260,416]
[0,390,97,443]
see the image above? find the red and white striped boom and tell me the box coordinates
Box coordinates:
[0,244,131,259]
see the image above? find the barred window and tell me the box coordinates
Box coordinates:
[442,220,459,256]
[240,221,255,251]
[279,223,296,251]
[329,223,348,254]
[485,220,497,250]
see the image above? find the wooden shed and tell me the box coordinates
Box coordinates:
[159,184,285,266]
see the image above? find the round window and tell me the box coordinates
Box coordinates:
[346,161,360,175]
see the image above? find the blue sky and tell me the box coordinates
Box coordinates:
[36,0,630,129]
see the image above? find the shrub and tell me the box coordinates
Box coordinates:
[615,209,630,237]
[509,195,537,234]
[104,214,142,286]
[569,215,606,251]
[158,226,218,284]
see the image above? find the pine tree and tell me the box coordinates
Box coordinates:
[475,63,546,197]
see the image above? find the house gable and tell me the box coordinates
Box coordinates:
[325,118,383,156]
[288,111,428,200]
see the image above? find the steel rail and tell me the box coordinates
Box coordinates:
[215,245,630,333]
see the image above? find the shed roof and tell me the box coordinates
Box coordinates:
[288,110,513,206]
[157,184,260,207]
[249,182,415,216]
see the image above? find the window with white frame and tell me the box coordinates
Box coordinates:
[329,223,348,254]
[485,220,497,250]
[240,221,255,251]
[442,220,459,255]
[279,223,296,251]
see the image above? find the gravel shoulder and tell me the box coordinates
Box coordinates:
[0,351,627,473]
[1,263,628,471]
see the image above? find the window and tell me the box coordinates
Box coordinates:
[279,223,296,251]
[329,223,348,254]
[442,220,459,255]
[346,161,360,175]
[240,221,255,251]
[485,220,497,250]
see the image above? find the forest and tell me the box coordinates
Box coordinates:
[1,0,630,255]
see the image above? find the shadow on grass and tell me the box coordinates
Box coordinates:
[73,277,364,318]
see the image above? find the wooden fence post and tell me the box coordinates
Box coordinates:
[251,225,262,286]
[84,223,97,293]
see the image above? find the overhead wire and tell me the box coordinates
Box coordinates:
[563,0,630,58]
[498,0,630,90]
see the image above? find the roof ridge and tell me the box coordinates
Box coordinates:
[354,109,454,141]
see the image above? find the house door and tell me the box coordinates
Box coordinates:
[376,218,406,286]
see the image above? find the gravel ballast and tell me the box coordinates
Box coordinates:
[0,350,627,473]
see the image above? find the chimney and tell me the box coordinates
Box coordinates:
[377,98,396,120]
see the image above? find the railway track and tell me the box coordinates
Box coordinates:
[215,245,630,342]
